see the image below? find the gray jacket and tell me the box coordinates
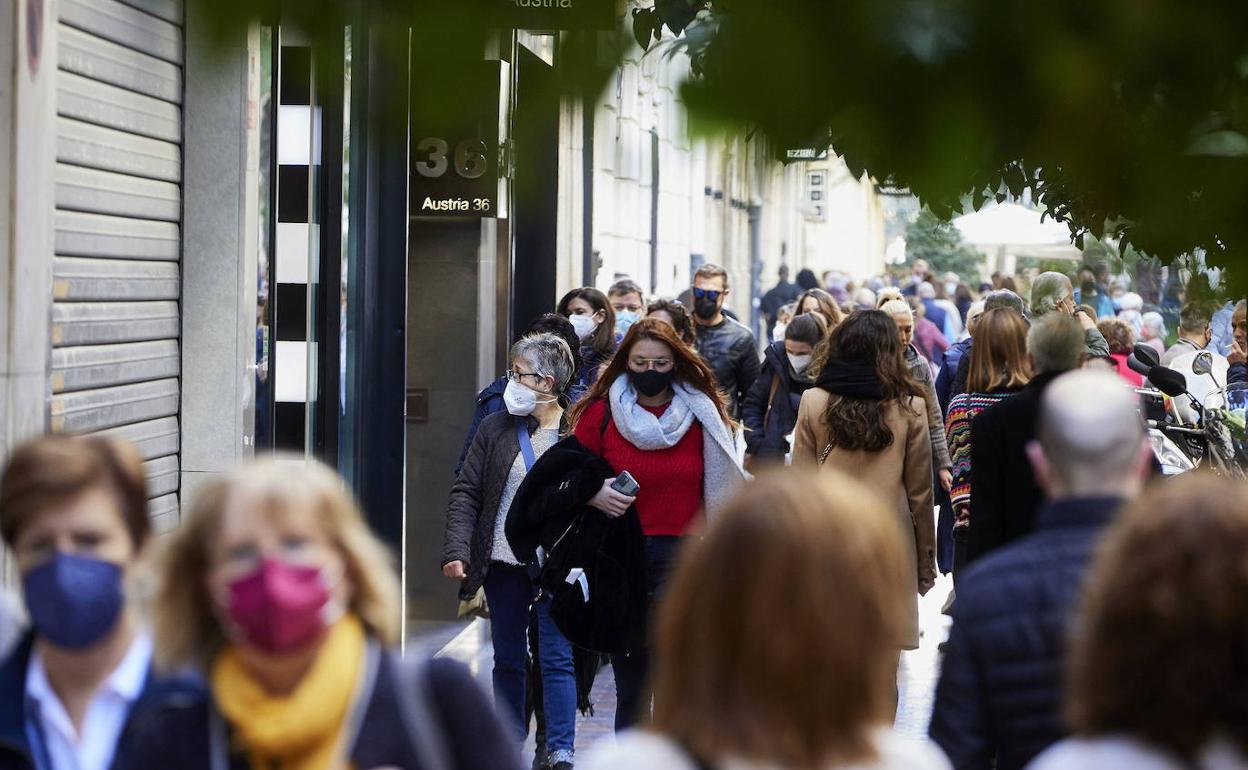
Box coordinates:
[907,345,953,471]
[442,411,544,599]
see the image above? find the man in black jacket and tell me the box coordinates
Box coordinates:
[690,263,761,419]
[930,370,1151,770]
[966,312,1084,564]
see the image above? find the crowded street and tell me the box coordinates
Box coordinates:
[3,2,1248,770]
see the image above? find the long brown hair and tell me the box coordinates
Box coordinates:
[653,469,907,769]
[967,308,1031,393]
[1066,475,1248,763]
[557,287,616,358]
[568,317,732,431]
[796,288,845,327]
[808,310,923,452]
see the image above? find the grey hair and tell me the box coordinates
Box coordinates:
[1030,272,1073,317]
[917,282,936,299]
[511,332,575,394]
[984,289,1025,316]
[1141,311,1167,338]
[1028,312,1084,375]
[1038,370,1145,494]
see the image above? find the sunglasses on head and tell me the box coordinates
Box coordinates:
[693,288,722,301]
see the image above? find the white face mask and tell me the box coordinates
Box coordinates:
[788,353,813,374]
[504,379,555,416]
[945,282,958,296]
[772,322,787,342]
[569,313,598,341]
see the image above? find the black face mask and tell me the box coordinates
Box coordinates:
[1081,280,1097,296]
[693,296,719,320]
[629,368,674,398]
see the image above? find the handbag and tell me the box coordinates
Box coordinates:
[456,587,489,619]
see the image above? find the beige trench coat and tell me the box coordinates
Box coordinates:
[792,388,936,649]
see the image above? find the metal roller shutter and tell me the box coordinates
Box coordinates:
[52,0,184,525]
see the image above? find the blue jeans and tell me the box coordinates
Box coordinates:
[483,562,577,758]
[611,535,684,731]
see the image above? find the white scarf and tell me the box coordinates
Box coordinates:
[608,375,747,515]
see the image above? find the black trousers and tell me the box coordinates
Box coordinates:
[611,535,684,732]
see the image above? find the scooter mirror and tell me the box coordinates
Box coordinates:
[1133,343,1161,369]
[1127,354,1153,377]
[1193,350,1214,377]
[1149,366,1189,398]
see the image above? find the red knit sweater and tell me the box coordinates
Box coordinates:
[575,398,704,537]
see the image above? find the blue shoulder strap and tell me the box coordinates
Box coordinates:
[516,418,536,472]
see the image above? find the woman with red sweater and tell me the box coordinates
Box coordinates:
[569,318,746,732]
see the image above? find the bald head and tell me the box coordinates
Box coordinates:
[1030,370,1148,499]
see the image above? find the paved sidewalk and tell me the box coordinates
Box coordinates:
[428,574,953,763]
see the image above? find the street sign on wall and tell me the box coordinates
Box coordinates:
[410,60,508,219]
[495,0,618,30]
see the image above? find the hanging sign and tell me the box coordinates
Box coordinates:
[494,0,617,30]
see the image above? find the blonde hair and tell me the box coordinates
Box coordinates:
[652,468,907,769]
[875,287,904,308]
[879,298,912,318]
[152,457,401,670]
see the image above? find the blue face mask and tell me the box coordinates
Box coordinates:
[615,311,641,336]
[22,551,125,649]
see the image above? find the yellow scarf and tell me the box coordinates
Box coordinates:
[212,614,365,770]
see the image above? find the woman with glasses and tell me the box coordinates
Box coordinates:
[565,318,747,731]
[115,458,520,770]
[442,332,581,770]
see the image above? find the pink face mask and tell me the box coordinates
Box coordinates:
[226,558,334,653]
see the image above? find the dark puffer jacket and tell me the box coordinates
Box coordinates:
[454,376,507,478]
[694,316,760,419]
[741,341,815,459]
[930,497,1122,770]
[442,411,546,600]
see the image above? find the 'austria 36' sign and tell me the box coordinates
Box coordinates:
[410,61,507,219]
[495,0,617,30]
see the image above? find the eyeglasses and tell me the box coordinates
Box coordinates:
[506,369,544,383]
[630,358,673,371]
[1234,321,1248,332]
[692,288,722,301]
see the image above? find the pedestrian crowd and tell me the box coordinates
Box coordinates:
[1,258,1247,770]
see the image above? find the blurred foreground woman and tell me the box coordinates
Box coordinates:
[114,459,520,770]
[581,470,951,770]
[1028,475,1248,770]
[0,436,154,770]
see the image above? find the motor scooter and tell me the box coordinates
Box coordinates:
[1128,344,1248,477]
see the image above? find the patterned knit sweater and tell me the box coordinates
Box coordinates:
[945,389,1020,529]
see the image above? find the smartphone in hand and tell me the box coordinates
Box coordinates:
[610,471,640,497]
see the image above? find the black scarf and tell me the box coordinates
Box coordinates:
[816,359,885,399]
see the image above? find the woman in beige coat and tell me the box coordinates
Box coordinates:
[793,309,937,649]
